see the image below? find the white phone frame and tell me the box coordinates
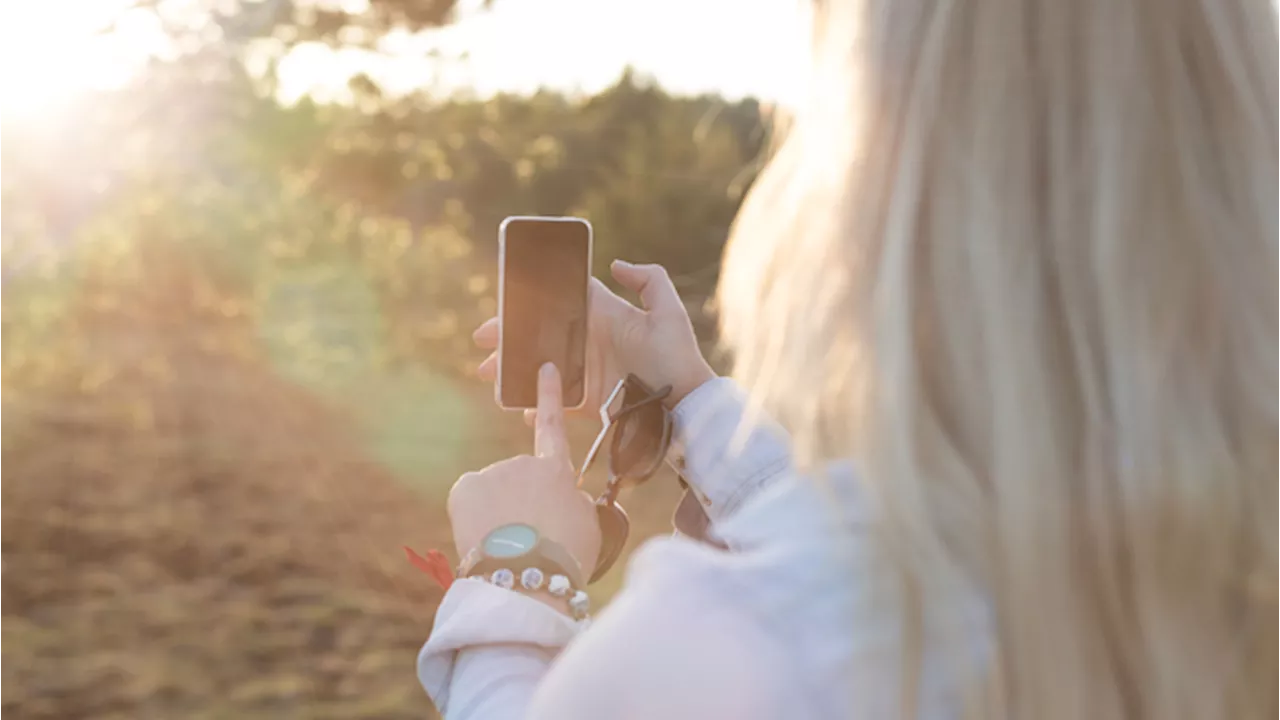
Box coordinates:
[496,215,593,411]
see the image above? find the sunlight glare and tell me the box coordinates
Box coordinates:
[0,0,161,121]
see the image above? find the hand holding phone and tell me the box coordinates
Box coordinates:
[476,259,717,417]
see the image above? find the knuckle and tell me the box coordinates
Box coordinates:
[644,263,669,279]
[511,454,539,469]
[447,472,479,510]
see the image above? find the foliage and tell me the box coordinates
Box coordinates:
[3,61,765,370]
[105,0,470,50]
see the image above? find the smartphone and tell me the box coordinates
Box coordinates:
[496,216,592,410]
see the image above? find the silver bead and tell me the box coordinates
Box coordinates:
[547,574,572,597]
[520,567,545,591]
[491,568,515,590]
[569,590,590,619]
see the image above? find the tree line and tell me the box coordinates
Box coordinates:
[2,55,770,386]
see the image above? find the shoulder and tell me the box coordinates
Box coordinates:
[531,472,993,720]
[528,537,789,720]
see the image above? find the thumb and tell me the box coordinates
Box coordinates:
[610,260,683,316]
[588,276,636,322]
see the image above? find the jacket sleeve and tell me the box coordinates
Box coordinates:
[665,377,792,546]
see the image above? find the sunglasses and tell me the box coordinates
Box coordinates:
[580,374,673,583]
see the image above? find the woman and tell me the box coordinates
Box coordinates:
[420,0,1278,717]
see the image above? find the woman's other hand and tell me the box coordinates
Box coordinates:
[448,363,602,588]
[473,260,716,417]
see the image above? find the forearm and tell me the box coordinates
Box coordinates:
[418,580,584,718]
[441,645,556,720]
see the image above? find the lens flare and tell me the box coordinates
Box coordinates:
[0,0,160,121]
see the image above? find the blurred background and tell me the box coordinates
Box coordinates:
[0,0,806,717]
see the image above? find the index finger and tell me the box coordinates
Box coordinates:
[534,362,570,460]
[472,317,499,349]
[610,260,682,315]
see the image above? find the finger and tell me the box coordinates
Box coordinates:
[477,352,497,381]
[534,362,570,460]
[610,260,683,315]
[472,317,499,349]
[523,408,537,427]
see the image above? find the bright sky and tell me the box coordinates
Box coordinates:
[0,0,811,121]
[0,0,166,118]
[292,0,812,102]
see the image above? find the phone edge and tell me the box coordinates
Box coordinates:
[495,215,593,412]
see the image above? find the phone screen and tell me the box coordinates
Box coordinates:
[499,218,590,408]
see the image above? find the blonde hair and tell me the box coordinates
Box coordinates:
[719,0,1277,718]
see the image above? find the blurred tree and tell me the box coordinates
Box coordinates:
[2,66,766,376]
[108,0,478,49]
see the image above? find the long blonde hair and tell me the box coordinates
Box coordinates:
[719,0,1277,717]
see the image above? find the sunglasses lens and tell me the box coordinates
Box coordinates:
[592,500,630,583]
[611,393,666,480]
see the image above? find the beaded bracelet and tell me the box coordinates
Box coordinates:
[485,567,591,621]
[402,548,590,620]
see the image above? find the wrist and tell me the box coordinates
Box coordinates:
[465,572,591,620]
[457,525,587,590]
[665,362,716,409]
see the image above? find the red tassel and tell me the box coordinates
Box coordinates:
[405,547,455,591]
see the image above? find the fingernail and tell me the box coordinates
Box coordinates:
[540,362,556,379]
[612,259,633,270]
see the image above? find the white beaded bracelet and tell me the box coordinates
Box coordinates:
[520,567,545,591]
[485,568,590,620]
